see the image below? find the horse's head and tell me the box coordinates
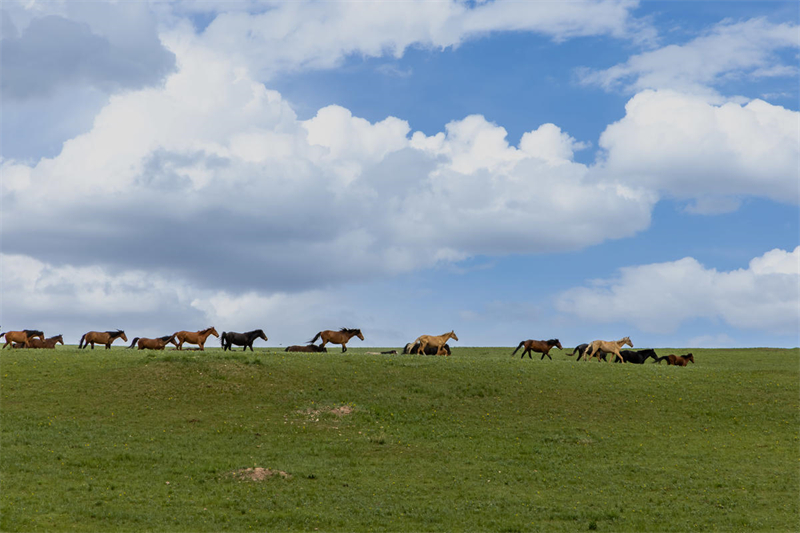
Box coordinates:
[118,330,128,342]
[622,336,633,348]
[450,331,459,342]
[258,329,268,341]
[551,339,563,350]
[685,353,694,364]
[356,329,364,341]
[209,327,219,337]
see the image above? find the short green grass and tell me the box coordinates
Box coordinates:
[2,346,798,532]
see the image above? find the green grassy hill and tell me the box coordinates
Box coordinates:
[2,347,798,531]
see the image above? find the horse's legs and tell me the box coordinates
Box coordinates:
[342,343,347,353]
[417,341,427,355]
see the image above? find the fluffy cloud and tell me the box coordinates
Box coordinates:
[555,247,800,335]
[579,18,800,98]
[1,29,655,294]
[597,90,800,210]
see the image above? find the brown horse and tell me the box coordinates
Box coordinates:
[655,353,694,366]
[583,336,633,363]
[286,344,328,352]
[27,335,64,349]
[174,327,218,350]
[511,339,563,360]
[79,330,128,349]
[308,328,364,353]
[2,329,45,349]
[128,335,178,350]
[414,330,458,356]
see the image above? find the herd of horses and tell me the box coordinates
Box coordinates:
[0,327,695,366]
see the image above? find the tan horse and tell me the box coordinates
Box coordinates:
[414,331,458,356]
[128,335,178,350]
[28,335,64,349]
[79,330,128,349]
[174,327,218,351]
[308,328,364,353]
[2,329,45,349]
[583,337,632,363]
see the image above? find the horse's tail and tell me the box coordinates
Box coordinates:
[128,337,140,349]
[570,346,580,356]
[511,341,524,356]
[78,333,86,349]
[0,332,4,339]
[308,332,321,344]
[654,356,667,364]
[220,332,227,348]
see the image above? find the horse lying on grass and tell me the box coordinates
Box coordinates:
[403,342,452,355]
[655,353,694,366]
[286,345,327,352]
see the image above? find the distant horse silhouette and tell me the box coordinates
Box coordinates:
[308,328,364,353]
[2,329,45,349]
[286,344,327,352]
[655,353,694,366]
[174,327,218,351]
[28,335,64,349]
[404,342,452,355]
[583,337,633,363]
[79,330,127,349]
[128,335,178,350]
[414,331,458,356]
[221,329,268,351]
[511,339,563,360]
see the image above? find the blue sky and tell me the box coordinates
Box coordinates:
[1,1,798,348]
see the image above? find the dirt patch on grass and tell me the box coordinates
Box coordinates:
[231,467,291,481]
[302,404,355,417]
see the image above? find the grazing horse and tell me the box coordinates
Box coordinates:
[308,328,364,353]
[128,335,178,350]
[286,344,327,352]
[583,337,633,363]
[27,335,65,349]
[511,339,563,360]
[79,330,127,349]
[404,342,452,355]
[655,353,694,366]
[2,329,45,349]
[174,327,218,350]
[414,331,458,356]
[221,329,268,351]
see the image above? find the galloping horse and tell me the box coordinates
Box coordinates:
[221,329,268,351]
[308,328,364,353]
[27,335,64,349]
[2,329,45,349]
[582,337,633,363]
[286,344,327,352]
[174,327,218,351]
[414,331,458,356]
[79,330,127,349]
[511,339,563,360]
[128,335,178,350]
[655,353,694,366]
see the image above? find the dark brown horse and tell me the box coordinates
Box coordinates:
[27,335,64,349]
[221,329,268,351]
[174,327,219,351]
[511,339,563,360]
[655,353,694,366]
[128,335,178,350]
[404,342,452,355]
[286,344,328,352]
[79,330,127,349]
[2,329,45,349]
[308,328,364,353]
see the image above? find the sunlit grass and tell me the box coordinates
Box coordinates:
[2,346,798,531]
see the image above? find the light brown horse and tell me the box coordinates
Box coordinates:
[27,335,64,349]
[128,334,178,350]
[414,330,458,356]
[308,328,364,353]
[79,330,128,349]
[2,329,45,349]
[174,327,218,351]
[583,336,633,363]
[655,353,694,366]
[511,339,563,360]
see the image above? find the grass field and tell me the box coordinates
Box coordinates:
[2,346,798,532]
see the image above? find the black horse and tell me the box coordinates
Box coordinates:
[403,342,452,355]
[221,329,268,351]
[598,348,658,364]
[568,344,590,359]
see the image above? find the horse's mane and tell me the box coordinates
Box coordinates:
[24,329,44,336]
[339,328,361,334]
[547,339,560,345]
[200,327,215,334]
[158,335,174,342]
[105,329,124,336]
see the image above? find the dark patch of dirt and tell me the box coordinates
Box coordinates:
[231,467,290,481]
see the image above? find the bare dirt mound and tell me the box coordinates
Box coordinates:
[302,404,355,418]
[231,467,291,481]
